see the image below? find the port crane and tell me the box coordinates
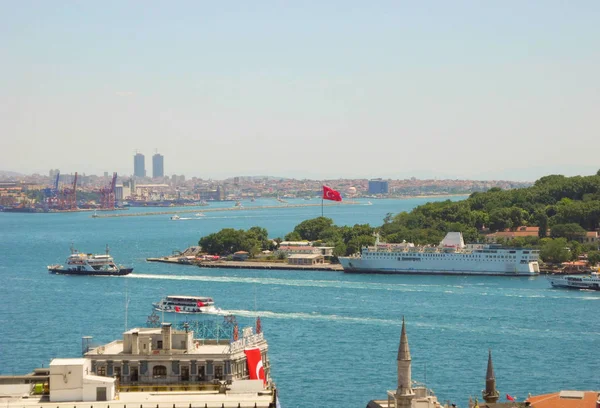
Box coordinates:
[60,172,78,210]
[99,172,118,209]
[43,171,60,206]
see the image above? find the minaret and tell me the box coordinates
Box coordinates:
[396,317,415,407]
[482,349,500,403]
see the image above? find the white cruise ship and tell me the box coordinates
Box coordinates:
[338,232,540,276]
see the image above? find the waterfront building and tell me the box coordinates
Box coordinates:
[277,245,322,256]
[152,153,164,178]
[0,320,276,408]
[369,179,389,195]
[366,318,443,408]
[287,254,325,265]
[133,153,145,178]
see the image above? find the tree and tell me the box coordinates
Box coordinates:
[383,212,393,224]
[292,217,334,241]
[550,223,587,242]
[540,238,570,264]
[587,251,600,266]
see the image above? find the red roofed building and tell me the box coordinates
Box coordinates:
[486,227,541,242]
[526,390,599,408]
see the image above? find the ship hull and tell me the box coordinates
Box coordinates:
[339,258,539,276]
[548,277,600,290]
[152,306,218,314]
[48,267,133,276]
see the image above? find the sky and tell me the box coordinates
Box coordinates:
[1,1,599,181]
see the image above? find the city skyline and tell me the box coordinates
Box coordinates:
[1,2,599,181]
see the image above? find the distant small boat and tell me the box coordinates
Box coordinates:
[195,213,205,217]
[171,215,181,220]
[92,210,99,218]
[366,201,373,205]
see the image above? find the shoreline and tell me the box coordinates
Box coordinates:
[146,257,343,272]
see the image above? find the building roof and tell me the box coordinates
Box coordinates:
[287,254,323,259]
[527,390,599,408]
[49,358,86,366]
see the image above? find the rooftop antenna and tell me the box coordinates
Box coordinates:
[124,282,130,332]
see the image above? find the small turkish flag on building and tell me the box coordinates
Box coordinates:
[322,185,342,202]
[244,347,266,384]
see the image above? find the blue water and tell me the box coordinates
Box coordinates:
[1,196,599,408]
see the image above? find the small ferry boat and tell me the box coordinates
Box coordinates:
[195,212,205,217]
[47,245,133,276]
[171,215,180,220]
[548,271,600,290]
[153,295,219,314]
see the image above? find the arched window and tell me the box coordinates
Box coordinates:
[153,365,167,379]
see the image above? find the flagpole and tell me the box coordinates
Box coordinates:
[321,198,323,217]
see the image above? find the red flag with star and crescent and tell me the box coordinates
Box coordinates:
[322,185,342,202]
[244,348,266,385]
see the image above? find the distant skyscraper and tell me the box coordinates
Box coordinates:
[134,153,145,177]
[368,179,389,194]
[152,153,164,178]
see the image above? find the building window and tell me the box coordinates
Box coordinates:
[157,340,163,349]
[153,365,167,379]
[198,366,206,381]
[97,366,106,376]
[214,365,224,380]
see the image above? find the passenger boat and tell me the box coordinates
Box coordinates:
[153,295,219,314]
[47,245,133,276]
[171,215,181,220]
[548,271,600,290]
[338,232,540,276]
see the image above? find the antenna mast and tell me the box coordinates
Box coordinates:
[124,284,130,331]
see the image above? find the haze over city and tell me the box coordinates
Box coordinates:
[1,1,599,181]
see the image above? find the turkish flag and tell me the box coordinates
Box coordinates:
[244,348,266,384]
[322,185,342,202]
[506,394,515,401]
[175,306,181,312]
[197,301,204,307]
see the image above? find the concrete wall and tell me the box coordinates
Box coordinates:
[82,376,115,402]
[49,360,89,402]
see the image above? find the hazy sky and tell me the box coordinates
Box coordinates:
[1,1,599,181]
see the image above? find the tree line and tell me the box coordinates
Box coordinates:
[198,171,600,265]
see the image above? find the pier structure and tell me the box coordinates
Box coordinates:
[91,201,361,218]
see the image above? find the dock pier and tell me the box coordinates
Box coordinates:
[93,201,362,218]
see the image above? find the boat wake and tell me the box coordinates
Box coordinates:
[127,273,469,292]
[211,308,401,326]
